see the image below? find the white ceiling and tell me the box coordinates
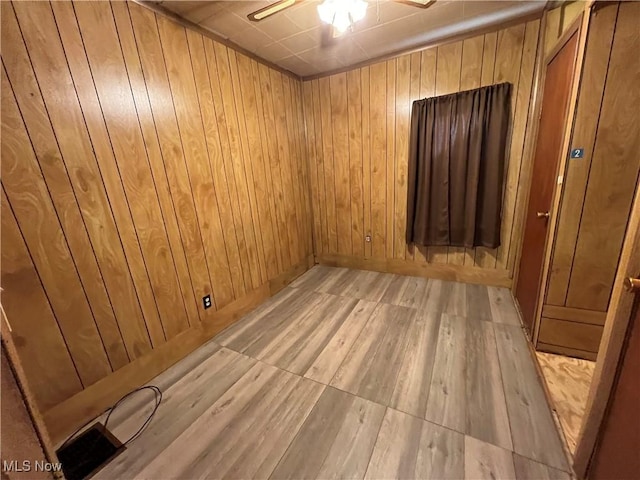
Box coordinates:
[156,1,545,77]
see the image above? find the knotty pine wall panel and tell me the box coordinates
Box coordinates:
[0,0,312,433]
[303,20,541,285]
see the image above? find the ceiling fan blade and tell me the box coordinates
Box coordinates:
[247,0,298,22]
[395,0,437,8]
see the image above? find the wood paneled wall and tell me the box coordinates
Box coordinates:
[538,2,640,359]
[302,20,541,286]
[0,0,312,441]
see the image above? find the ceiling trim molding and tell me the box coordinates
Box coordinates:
[301,8,544,81]
[132,0,302,81]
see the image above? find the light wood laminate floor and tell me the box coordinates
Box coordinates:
[536,352,595,454]
[96,266,570,480]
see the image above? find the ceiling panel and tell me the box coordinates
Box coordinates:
[155,0,545,77]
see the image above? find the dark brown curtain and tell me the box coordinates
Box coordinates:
[406,82,511,249]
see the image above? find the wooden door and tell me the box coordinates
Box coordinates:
[515,30,580,336]
[589,287,640,479]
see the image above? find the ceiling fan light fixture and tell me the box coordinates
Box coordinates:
[248,0,296,21]
[317,0,368,32]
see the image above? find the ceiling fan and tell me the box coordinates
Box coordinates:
[248,0,436,47]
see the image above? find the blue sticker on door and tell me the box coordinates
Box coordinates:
[570,148,584,158]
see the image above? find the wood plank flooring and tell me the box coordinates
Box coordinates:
[95,266,570,479]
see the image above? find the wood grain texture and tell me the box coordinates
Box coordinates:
[96,346,255,479]
[1,189,84,410]
[541,305,607,326]
[513,453,571,480]
[301,21,541,283]
[544,4,618,308]
[494,323,569,470]
[331,303,414,405]
[1,0,312,437]
[539,3,638,357]
[317,253,512,287]
[563,4,640,312]
[75,1,190,342]
[43,256,309,445]
[82,265,569,478]
[1,48,112,385]
[366,408,465,480]
[464,436,516,480]
[425,314,467,433]
[304,299,377,384]
[1,59,130,370]
[536,351,595,454]
[538,318,603,354]
[466,320,513,450]
[271,387,383,480]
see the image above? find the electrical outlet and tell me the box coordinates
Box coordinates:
[202,294,212,310]
[365,234,372,243]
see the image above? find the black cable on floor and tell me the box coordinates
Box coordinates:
[104,385,162,445]
[59,385,163,450]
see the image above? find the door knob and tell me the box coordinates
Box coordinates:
[624,277,640,293]
[536,211,550,219]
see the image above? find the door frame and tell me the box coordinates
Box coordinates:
[511,8,590,344]
[573,168,640,477]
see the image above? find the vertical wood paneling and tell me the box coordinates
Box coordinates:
[49,1,167,348]
[319,76,338,254]
[7,1,156,363]
[302,22,540,280]
[186,31,246,300]
[125,2,213,325]
[229,49,268,285]
[157,19,236,308]
[1,0,311,417]
[346,70,364,258]
[278,74,305,263]
[1,189,84,410]
[545,7,618,306]
[565,5,640,311]
[282,75,308,263]
[270,70,301,264]
[262,64,294,268]
[311,79,329,256]
[296,79,313,257]
[204,42,252,291]
[212,42,260,296]
[302,82,321,254]
[330,73,353,255]
[394,54,411,260]
[493,24,525,271]
[1,51,131,370]
[1,84,113,386]
[386,59,397,260]
[361,67,372,259]
[74,2,189,342]
[498,22,538,273]
[235,53,278,280]
[111,2,201,329]
[506,20,540,275]
[254,60,285,274]
[370,61,387,259]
